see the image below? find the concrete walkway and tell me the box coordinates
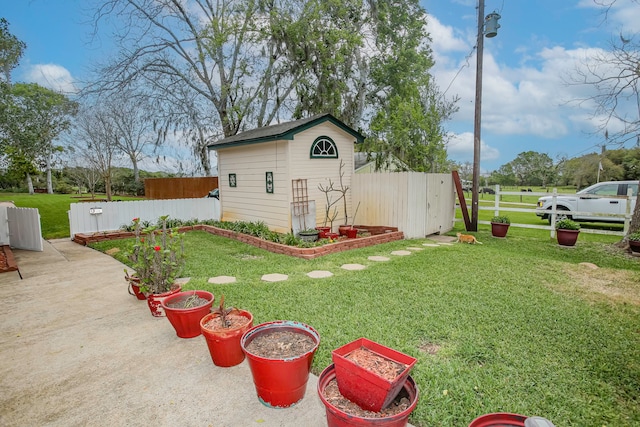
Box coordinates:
[0,239,328,427]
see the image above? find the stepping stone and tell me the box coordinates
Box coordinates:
[261,273,288,282]
[391,250,412,256]
[439,242,454,246]
[341,263,366,271]
[368,256,390,262]
[175,277,191,285]
[306,270,333,279]
[422,243,440,247]
[406,247,423,251]
[208,276,236,284]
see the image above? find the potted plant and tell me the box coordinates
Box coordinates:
[298,228,320,242]
[124,269,146,300]
[317,363,419,427]
[200,295,253,367]
[628,231,640,253]
[317,179,340,237]
[490,215,511,238]
[241,320,320,408]
[124,216,187,316]
[331,337,417,412]
[161,290,214,338]
[555,218,580,247]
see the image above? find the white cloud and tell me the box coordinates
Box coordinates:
[25,64,77,94]
[446,132,500,163]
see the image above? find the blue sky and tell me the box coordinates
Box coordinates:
[2,0,640,173]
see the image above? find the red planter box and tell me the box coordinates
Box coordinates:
[331,338,417,412]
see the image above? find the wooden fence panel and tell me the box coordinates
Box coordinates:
[144,177,218,199]
[69,198,221,236]
[352,172,454,238]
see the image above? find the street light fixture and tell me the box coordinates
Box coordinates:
[470,1,501,231]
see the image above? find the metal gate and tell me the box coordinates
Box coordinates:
[7,207,43,251]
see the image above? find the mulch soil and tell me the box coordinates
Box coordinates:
[322,377,412,418]
[244,330,316,359]
[202,312,251,330]
[345,347,407,381]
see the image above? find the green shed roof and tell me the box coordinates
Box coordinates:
[207,113,365,149]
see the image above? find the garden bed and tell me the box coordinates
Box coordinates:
[73,224,404,260]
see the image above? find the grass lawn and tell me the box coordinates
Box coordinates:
[90,226,640,427]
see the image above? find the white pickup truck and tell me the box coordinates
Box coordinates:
[535,180,638,224]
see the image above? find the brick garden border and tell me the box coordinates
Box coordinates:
[73,224,404,260]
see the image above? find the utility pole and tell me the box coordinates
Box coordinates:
[471,1,500,231]
[471,0,485,231]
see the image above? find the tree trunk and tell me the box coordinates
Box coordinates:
[26,173,34,195]
[628,180,640,235]
[104,172,113,201]
[46,152,53,194]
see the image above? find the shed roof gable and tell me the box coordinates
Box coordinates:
[207,113,364,149]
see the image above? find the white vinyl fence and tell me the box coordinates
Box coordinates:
[352,172,455,239]
[69,198,221,237]
[0,204,43,251]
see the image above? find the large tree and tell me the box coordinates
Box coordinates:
[90,0,454,172]
[0,83,77,194]
[0,18,26,83]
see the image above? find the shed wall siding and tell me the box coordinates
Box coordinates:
[289,122,357,229]
[217,141,290,232]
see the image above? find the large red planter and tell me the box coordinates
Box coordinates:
[161,290,214,338]
[318,364,419,427]
[332,338,417,412]
[345,228,358,239]
[241,320,320,408]
[316,227,331,239]
[556,229,579,246]
[468,412,527,427]
[146,285,182,317]
[128,281,146,300]
[490,222,510,238]
[200,309,253,367]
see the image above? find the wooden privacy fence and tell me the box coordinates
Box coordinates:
[144,177,218,199]
[469,185,635,237]
[68,198,221,237]
[352,172,455,239]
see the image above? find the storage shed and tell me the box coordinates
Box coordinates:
[207,114,364,234]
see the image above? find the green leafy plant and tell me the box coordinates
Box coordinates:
[627,231,640,242]
[555,218,580,230]
[491,215,510,224]
[124,215,186,294]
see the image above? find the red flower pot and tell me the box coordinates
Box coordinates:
[338,225,351,236]
[241,320,320,408]
[318,364,419,427]
[200,310,253,367]
[468,412,527,427]
[345,228,358,239]
[316,227,331,238]
[490,222,510,238]
[556,229,580,246]
[146,284,182,317]
[162,290,214,338]
[332,338,417,412]
[128,281,146,300]
[326,232,339,240]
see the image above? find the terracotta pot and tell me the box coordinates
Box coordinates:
[201,310,253,367]
[331,338,417,412]
[161,290,214,338]
[241,320,320,408]
[556,229,579,247]
[318,364,419,427]
[146,284,182,317]
[468,412,527,427]
[490,222,510,238]
[345,228,358,239]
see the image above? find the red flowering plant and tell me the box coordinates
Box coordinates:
[124,215,186,295]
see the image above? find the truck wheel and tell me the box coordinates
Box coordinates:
[548,206,571,224]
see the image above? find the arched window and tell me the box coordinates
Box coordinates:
[310,136,338,158]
